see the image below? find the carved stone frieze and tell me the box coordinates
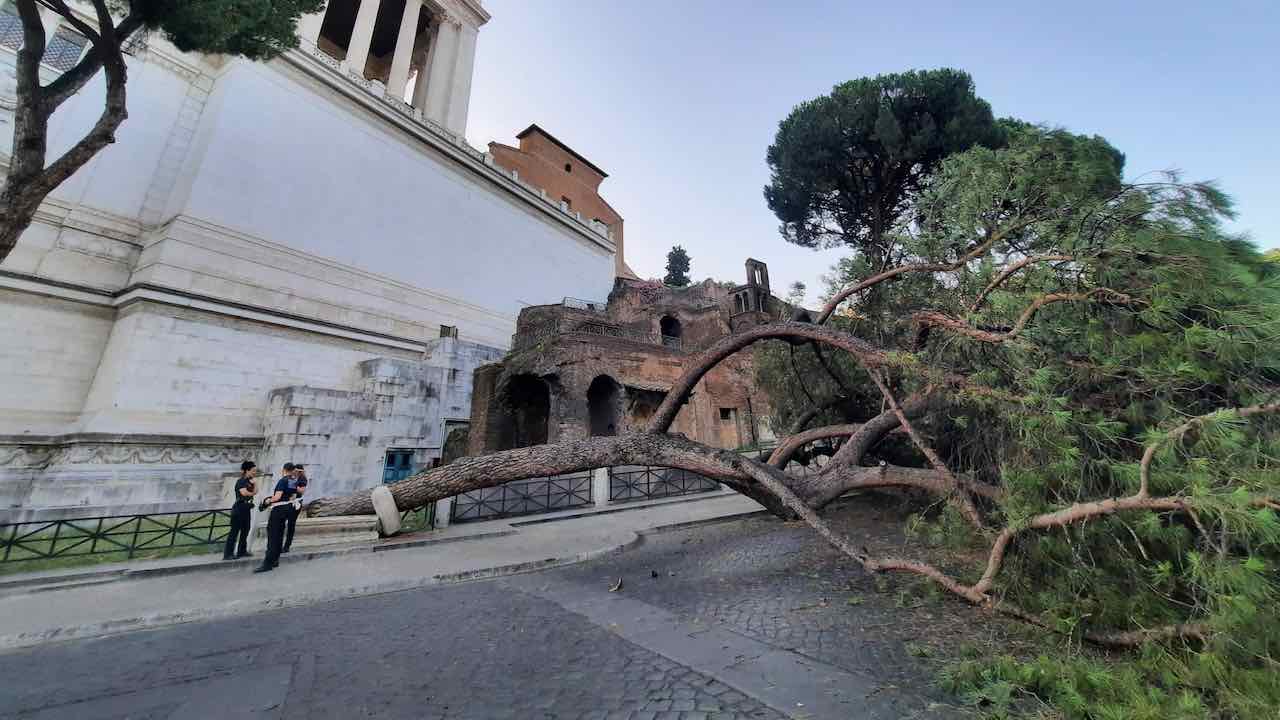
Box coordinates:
[0,446,55,469]
[0,440,262,469]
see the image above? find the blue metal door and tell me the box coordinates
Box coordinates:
[382,450,416,484]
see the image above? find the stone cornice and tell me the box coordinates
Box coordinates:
[0,432,264,448]
[432,0,490,28]
[0,269,446,353]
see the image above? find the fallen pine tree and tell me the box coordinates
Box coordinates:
[310,94,1280,718]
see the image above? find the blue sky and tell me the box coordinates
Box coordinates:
[465,1,1279,304]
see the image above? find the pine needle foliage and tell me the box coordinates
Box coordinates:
[760,116,1280,717]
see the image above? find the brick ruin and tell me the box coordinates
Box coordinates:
[467,259,781,454]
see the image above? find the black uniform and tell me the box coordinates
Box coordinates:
[283,481,305,553]
[223,476,255,559]
[258,478,299,572]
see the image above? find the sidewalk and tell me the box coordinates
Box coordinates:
[0,492,765,651]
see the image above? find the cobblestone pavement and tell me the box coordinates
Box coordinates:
[547,499,1008,717]
[0,580,785,720]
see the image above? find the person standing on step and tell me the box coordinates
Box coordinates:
[223,460,257,560]
[255,463,301,573]
[282,467,308,554]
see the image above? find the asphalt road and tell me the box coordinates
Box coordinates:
[0,508,969,719]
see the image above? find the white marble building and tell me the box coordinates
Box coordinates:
[0,0,619,518]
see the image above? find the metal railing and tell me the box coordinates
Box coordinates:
[399,504,436,533]
[0,509,232,564]
[451,471,593,523]
[562,297,607,312]
[609,466,719,503]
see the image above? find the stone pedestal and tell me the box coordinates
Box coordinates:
[433,497,453,528]
[592,467,611,508]
[371,485,401,536]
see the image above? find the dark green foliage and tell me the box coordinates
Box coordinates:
[758,116,1280,716]
[664,245,692,287]
[118,1,324,60]
[764,68,1005,258]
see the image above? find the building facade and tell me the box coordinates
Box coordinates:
[488,124,636,279]
[468,260,780,456]
[0,0,623,518]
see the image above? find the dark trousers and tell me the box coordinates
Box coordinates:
[223,505,250,559]
[261,505,290,569]
[283,505,300,551]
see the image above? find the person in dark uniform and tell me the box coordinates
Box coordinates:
[282,469,307,554]
[223,460,257,560]
[254,465,301,573]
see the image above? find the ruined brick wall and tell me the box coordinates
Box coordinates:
[467,363,505,456]
[469,268,778,455]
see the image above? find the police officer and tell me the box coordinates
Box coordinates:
[254,464,301,573]
[282,468,307,554]
[223,460,257,560]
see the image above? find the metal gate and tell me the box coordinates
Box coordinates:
[450,471,593,523]
[608,466,719,502]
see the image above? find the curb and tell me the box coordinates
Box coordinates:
[0,506,764,652]
[0,491,748,593]
[0,528,516,595]
[0,532,644,653]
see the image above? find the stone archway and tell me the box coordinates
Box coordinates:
[587,375,622,437]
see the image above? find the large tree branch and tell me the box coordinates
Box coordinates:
[786,393,850,435]
[968,254,1074,312]
[0,1,51,259]
[915,288,1135,345]
[42,12,144,110]
[645,323,894,435]
[767,423,860,468]
[13,1,45,108]
[16,8,132,209]
[868,371,984,528]
[1139,402,1280,497]
[815,214,1046,325]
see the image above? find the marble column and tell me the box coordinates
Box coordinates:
[345,0,383,76]
[296,4,328,45]
[409,21,439,111]
[444,23,478,134]
[386,0,422,99]
[422,16,460,124]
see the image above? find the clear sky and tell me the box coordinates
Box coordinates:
[465,1,1279,304]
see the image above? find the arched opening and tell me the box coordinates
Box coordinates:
[587,375,622,437]
[659,316,682,349]
[500,374,550,449]
[659,315,682,339]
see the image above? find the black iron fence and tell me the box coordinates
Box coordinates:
[399,504,436,533]
[609,466,719,503]
[451,471,593,523]
[0,509,232,564]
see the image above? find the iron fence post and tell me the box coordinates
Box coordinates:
[49,518,62,559]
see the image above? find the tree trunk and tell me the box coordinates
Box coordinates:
[308,433,797,519]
